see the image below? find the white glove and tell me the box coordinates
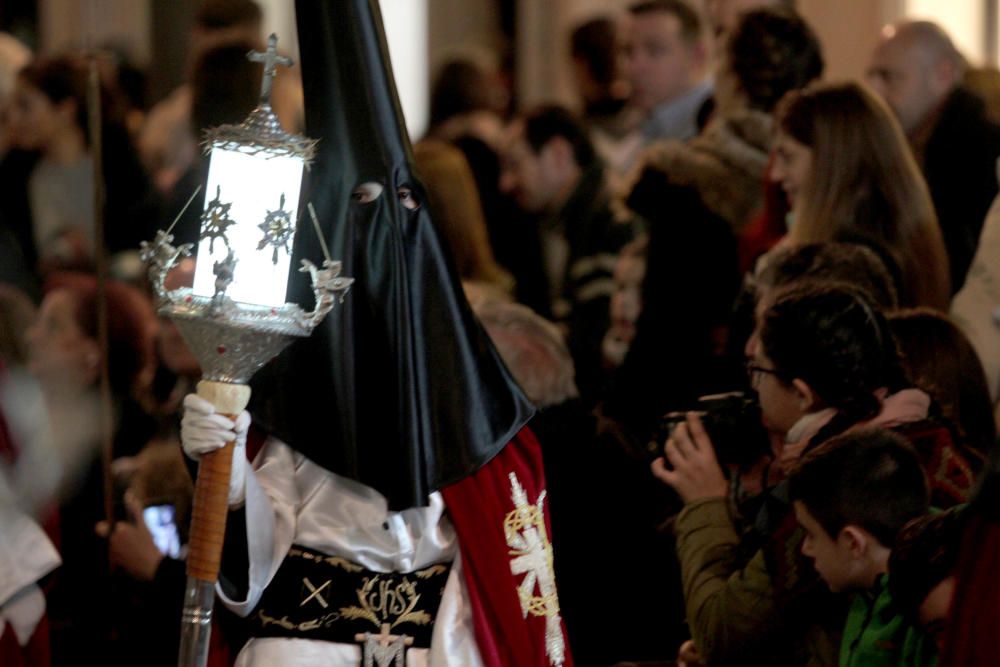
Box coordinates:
[181,393,251,506]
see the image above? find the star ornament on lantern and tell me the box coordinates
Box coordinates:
[257,192,295,264]
[201,184,236,253]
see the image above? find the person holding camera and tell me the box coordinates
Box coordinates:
[651,283,975,666]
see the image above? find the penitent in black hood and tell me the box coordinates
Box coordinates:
[249,0,534,510]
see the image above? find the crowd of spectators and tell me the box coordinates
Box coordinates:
[4,0,1000,665]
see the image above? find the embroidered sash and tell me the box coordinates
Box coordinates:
[248,544,452,648]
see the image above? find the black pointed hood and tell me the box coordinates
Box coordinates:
[249,0,534,510]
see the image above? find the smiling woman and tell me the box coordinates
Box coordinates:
[769,130,812,209]
[773,81,951,310]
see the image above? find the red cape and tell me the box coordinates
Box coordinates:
[442,427,574,667]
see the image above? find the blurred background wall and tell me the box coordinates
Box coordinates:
[8,0,999,139]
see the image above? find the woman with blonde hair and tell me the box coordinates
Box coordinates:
[413,139,514,293]
[771,81,951,309]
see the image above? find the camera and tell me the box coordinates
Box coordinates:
[648,392,773,467]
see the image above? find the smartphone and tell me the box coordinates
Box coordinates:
[143,503,181,558]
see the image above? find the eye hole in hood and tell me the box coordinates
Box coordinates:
[397,186,419,210]
[352,181,384,203]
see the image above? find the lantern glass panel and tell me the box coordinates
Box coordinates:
[192,146,305,307]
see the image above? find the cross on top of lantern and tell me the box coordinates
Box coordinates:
[140,33,352,385]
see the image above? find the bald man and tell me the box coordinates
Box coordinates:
[869,20,1000,292]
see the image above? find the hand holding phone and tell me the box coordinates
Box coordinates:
[95,492,174,581]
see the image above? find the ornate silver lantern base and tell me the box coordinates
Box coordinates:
[140,231,351,667]
[166,290,324,384]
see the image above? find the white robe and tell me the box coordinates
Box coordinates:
[218,437,484,667]
[0,371,62,647]
[0,479,61,647]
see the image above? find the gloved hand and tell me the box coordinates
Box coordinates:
[181,394,251,506]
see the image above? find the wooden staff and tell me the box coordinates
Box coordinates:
[177,381,250,667]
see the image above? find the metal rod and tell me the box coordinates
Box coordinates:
[308,203,332,263]
[165,184,203,239]
[177,577,216,667]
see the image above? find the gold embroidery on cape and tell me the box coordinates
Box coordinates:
[505,472,566,666]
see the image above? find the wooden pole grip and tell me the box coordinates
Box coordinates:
[185,381,251,582]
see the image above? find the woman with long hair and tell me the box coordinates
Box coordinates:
[413,139,514,293]
[24,271,158,662]
[771,81,951,309]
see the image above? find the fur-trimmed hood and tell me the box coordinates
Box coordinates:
[630,109,773,232]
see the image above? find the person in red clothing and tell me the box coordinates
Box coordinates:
[938,444,1000,665]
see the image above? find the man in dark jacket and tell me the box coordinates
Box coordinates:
[500,106,637,404]
[869,20,1000,292]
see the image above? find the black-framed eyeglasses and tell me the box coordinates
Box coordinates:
[745,360,781,386]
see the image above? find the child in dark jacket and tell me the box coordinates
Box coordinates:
[788,428,937,667]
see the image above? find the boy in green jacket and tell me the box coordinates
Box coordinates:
[788,429,937,667]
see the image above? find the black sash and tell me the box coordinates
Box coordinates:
[248,544,452,648]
